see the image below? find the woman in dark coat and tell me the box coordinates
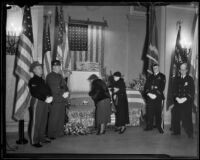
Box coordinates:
[88,74,111,135]
[112,71,129,134]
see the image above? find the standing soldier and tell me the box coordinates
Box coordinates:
[28,61,53,147]
[172,63,194,138]
[46,60,69,139]
[144,64,166,134]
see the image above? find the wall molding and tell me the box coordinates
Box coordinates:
[167,5,197,12]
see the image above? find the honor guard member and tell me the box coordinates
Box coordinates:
[46,60,69,139]
[28,61,53,147]
[172,63,195,138]
[144,64,166,134]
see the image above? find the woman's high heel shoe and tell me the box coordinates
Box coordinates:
[101,130,106,134]
[119,127,126,134]
[96,129,101,135]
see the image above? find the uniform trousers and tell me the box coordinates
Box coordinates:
[173,102,193,136]
[146,98,163,129]
[29,98,49,145]
[47,102,66,138]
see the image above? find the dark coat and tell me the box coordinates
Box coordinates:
[28,75,51,101]
[113,78,129,126]
[144,72,166,101]
[46,72,68,103]
[89,79,111,104]
[173,75,195,105]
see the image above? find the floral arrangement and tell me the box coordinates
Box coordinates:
[129,74,146,93]
[64,122,93,135]
[64,107,95,135]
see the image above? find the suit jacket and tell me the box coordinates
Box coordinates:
[173,75,195,104]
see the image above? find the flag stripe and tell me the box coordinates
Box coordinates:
[18,35,33,56]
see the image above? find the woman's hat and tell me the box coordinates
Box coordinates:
[88,74,99,80]
[113,71,122,77]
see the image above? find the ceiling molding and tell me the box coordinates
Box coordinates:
[166,5,197,12]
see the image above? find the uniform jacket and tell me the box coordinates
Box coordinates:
[46,72,68,103]
[144,72,166,100]
[28,75,51,101]
[89,79,110,104]
[173,75,195,104]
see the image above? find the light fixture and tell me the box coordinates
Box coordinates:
[6,5,23,55]
[180,37,192,58]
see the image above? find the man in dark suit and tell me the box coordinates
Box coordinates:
[172,63,195,138]
[28,61,53,147]
[46,60,69,139]
[144,64,166,134]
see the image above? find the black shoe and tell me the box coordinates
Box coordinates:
[41,138,51,143]
[171,132,181,135]
[119,127,126,134]
[158,128,164,134]
[96,130,101,135]
[49,137,56,140]
[32,143,42,148]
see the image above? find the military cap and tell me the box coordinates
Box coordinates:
[29,61,42,72]
[113,71,122,77]
[88,74,99,81]
[51,60,61,66]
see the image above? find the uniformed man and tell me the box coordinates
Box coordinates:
[144,64,166,134]
[46,60,69,139]
[172,63,194,138]
[28,61,53,147]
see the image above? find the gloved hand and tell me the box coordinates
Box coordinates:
[62,92,69,98]
[113,94,117,100]
[147,93,157,99]
[176,97,180,103]
[113,87,119,93]
[179,97,187,104]
[45,96,53,103]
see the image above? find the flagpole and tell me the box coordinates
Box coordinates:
[16,119,28,144]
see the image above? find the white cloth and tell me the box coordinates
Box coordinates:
[176,97,187,104]
[45,96,53,103]
[62,92,69,98]
[147,93,157,99]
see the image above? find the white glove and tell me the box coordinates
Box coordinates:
[45,96,53,103]
[147,93,157,99]
[62,92,69,98]
[113,87,119,93]
[113,94,117,100]
[179,97,187,104]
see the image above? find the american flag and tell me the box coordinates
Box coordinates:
[166,23,189,110]
[14,6,34,120]
[42,19,51,78]
[68,24,104,71]
[146,6,159,76]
